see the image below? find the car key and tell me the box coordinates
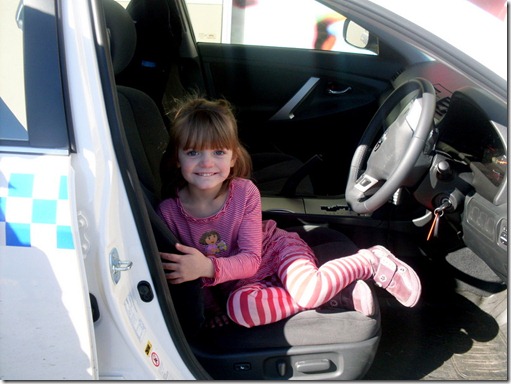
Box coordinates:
[427,199,452,240]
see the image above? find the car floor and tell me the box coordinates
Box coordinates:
[362,244,508,380]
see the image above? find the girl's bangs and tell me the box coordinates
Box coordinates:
[182,120,236,150]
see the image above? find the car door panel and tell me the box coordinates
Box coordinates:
[198,44,395,119]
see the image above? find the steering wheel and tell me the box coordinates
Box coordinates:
[346,78,436,214]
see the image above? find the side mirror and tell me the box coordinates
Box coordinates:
[343,20,379,54]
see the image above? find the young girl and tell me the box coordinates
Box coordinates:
[158,97,421,329]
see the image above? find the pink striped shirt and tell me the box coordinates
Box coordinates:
[157,178,303,288]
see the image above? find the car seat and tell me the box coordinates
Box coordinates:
[113,0,316,197]
[115,0,186,126]
[101,0,381,379]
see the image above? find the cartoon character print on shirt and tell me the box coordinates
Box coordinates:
[199,230,228,256]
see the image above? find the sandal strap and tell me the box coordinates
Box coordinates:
[373,256,397,289]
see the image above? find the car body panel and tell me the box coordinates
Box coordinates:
[0,154,96,380]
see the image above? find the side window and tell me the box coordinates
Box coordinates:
[184,0,376,55]
[0,1,28,142]
[0,0,69,153]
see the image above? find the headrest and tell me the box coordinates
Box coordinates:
[102,0,137,75]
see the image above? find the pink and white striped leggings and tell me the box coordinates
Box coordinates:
[226,247,374,328]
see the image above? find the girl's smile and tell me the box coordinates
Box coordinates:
[178,148,235,193]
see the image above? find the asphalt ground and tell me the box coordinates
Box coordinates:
[364,247,507,380]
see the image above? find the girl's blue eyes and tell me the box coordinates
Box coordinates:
[184,149,227,156]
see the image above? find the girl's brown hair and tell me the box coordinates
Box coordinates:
[160,96,252,198]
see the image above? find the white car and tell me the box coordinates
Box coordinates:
[0,0,507,380]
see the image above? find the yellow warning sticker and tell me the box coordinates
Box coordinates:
[145,341,152,356]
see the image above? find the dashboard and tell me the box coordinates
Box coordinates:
[396,61,508,280]
[437,87,507,204]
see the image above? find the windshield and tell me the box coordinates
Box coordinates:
[366,0,507,81]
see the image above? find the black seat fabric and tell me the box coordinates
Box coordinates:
[116,0,186,124]
[116,86,169,198]
[102,0,380,379]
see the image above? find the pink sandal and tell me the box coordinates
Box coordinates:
[366,245,421,307]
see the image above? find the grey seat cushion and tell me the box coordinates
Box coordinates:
[197,306,380,352]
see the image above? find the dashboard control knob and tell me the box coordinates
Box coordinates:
[436,160,452,180]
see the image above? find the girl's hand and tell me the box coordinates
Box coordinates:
[160,243,214,284]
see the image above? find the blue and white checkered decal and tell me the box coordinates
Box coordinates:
[0,172,74,249]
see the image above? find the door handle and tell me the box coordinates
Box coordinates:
[327,85,352,95]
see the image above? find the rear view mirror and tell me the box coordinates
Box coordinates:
[343,20,379,54]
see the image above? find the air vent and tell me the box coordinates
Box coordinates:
[391,68,405,82]
[435,96,451,121]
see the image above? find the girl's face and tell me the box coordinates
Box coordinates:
[178,147,235,193]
